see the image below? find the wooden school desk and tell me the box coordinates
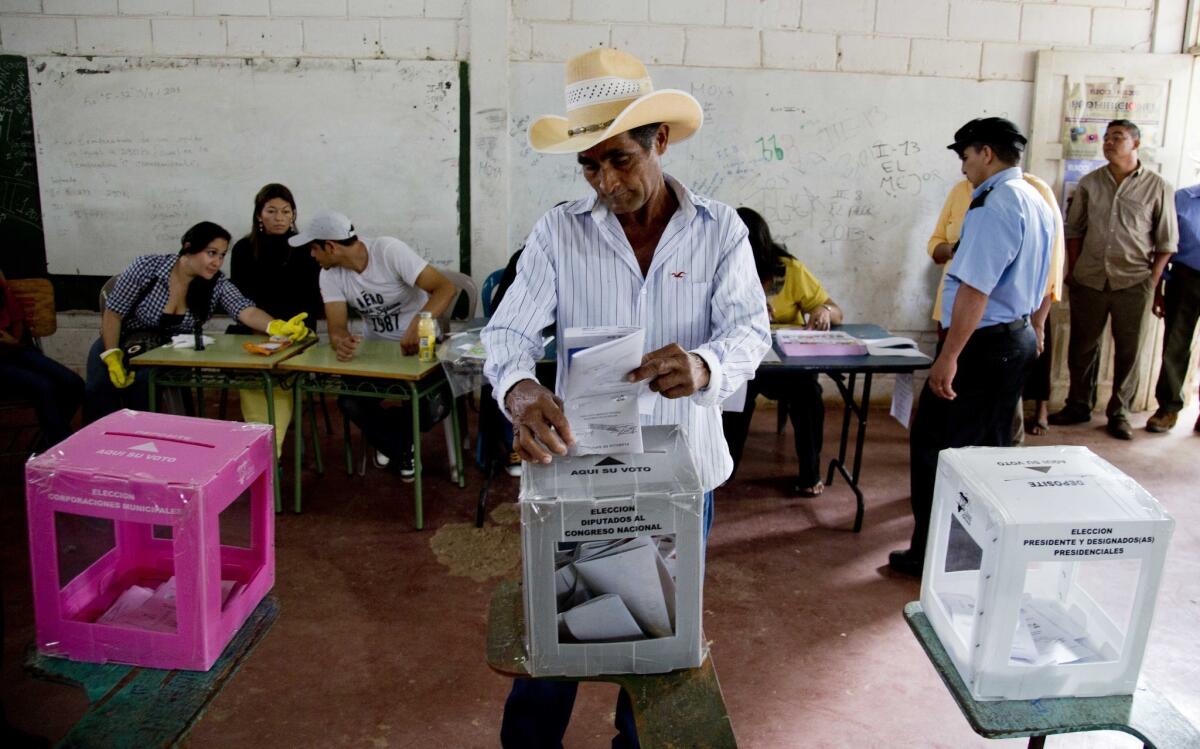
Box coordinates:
[132,334,315,511]
[279,340,465,528]
[759,323,932,532]
[903,601,1200,748]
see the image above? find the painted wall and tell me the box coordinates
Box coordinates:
[0,0,1183,374]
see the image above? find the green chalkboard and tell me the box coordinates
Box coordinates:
[0,55,46,279]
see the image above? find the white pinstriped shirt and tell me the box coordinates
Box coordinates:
[483,175,771,491]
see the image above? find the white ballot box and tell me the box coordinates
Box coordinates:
[519,425,704,677]
[920,446,1174,701]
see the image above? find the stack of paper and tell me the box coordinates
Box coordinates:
[860,335,928,358]
[563,326,646,455]
[96,576,239,632]
[554,536,677,643]
[775,329,867,357]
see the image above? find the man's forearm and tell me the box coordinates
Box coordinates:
[1031,294,1052,332]
[1065,237,1083,276]
[1150,251,1172,284]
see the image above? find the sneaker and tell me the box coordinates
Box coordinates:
[398,447,415,482]
[373,450,390,468]
[1048,405,1092,426]
[1106,417,1134,441]
[1146,409,1177,433]
[887,548,923,578]
[505,451,523,478]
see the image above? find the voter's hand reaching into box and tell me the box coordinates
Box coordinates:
[505,379,575,464]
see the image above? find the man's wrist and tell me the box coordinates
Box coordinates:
[689,352,711,389]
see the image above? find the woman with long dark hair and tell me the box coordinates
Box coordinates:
[84,220,309,421]
[722,207,844,496]
[228,184,321,455]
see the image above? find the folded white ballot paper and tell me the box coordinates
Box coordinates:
[572,536,675,639]
[558,594,645,642]
[169,334,215,349]
[563,326,647,455]
[939,591,1102,667]
[97,576,238,632]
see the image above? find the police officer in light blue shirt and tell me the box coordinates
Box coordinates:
[889,117,1054,578]
[1147,183,1200,432]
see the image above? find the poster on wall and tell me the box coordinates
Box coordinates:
[1061,79,1165,161]
[1061,159,1107,216]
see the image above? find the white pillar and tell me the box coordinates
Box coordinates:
[468,0,511,285]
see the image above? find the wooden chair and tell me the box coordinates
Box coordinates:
[1,278,59,457]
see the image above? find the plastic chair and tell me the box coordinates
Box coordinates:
[481,268,505,317]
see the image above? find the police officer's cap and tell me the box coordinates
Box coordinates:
[947,117,1027,156]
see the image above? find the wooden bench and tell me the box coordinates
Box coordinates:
[486,579,737,748]
[26,594,279,748]
[904,601,1200,748]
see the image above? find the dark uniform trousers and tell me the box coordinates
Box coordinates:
[909,320,1038,556]
[1154,263,1200,413]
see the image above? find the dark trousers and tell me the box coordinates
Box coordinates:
[337,395,414,461]
[909,324,1037,556]
[500,492,714,749]
[1064,279,1153,420]
[84,337,150,423]
[1154,264,1200,414]
[721,371,823,487]
[0,346,84,446]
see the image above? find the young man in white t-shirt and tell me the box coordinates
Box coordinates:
[290,210,456,477]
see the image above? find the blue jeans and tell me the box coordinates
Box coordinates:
[0,346,84,446]
[500,490,714,749]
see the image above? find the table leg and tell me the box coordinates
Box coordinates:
[410,382,424,530]
[293,379,304,514]
[147,368,158,413]
[825,372,868,533]
[451,390,465,489]
[263,373,281,513]
[343,411,354,476]
[307,390,324,476]
[1027,736,1046,749]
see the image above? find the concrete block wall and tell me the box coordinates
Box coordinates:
[513,0,1163,82]
[0,0,466,59]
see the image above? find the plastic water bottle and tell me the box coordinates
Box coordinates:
[418,311,436,362]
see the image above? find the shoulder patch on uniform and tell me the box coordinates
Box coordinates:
[968,187,994,210]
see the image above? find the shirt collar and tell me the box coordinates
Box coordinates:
[567,173,712,221]
[156,254,177,280]
[1180,183,1200,199]
[972,166,1022,198]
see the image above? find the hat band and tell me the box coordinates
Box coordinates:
[565,76,652,112]
[567,118,615,138]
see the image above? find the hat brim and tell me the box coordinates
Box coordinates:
[528,89,704,154]
[287,233,316,247]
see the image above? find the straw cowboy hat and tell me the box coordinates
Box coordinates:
[529,48,704,154]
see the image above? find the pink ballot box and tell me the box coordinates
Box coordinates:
[25,410,275,671]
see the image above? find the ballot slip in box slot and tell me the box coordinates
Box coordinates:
[520,425,704,677]
[920,446,1174,701]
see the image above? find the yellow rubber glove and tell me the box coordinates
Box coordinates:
[100,348,136,389]
[267,312,310,342]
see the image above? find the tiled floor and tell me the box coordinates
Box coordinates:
[2,399,1197,748]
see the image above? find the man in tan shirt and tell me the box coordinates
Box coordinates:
[1049,119,1179,439]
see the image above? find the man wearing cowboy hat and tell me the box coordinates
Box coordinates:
[889,117,1053,578]
[482,48,771,747]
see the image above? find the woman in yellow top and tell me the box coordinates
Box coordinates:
[928,176,1065,434]
[722,207,844,497]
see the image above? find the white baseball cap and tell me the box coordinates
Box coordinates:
[288,209,357,247]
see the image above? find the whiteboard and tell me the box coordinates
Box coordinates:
[30,57,461,276]
[510,63,1033,333]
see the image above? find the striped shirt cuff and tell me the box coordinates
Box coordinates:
[689,348,724,408]
[495,371,537,423]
